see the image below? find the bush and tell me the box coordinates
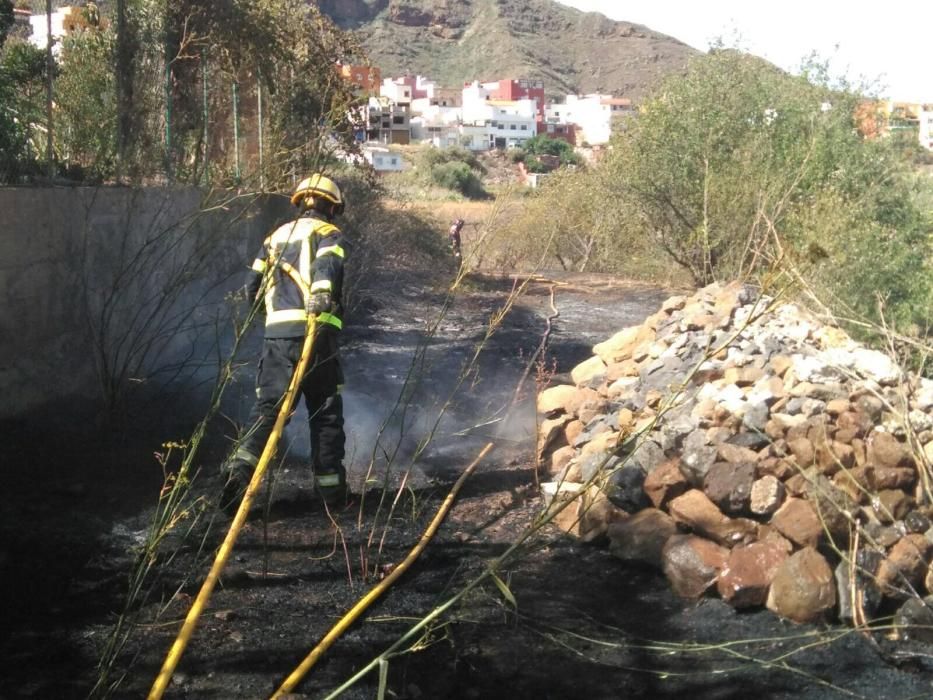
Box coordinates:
[430,160,486,198]
[413,145,488,198]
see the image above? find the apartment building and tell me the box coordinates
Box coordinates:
[549,94,633,146]
[461,81,537,150]
[365,96,411,145]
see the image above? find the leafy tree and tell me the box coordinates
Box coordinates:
[0,39,46,180]
[56,28,118,179]
[604,49,931,328]
[512,134,580,172]
[0,0,13,49]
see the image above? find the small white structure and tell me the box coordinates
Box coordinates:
[550,94,633,146]
[410,105,462,148]
[920,105,933,151]
[29,6,101,55]
[362,146,405,173]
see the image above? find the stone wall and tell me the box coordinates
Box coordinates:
[0,186,291,419]
[538,281,933,631]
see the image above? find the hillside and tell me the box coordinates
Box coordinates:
[317,0,699,99]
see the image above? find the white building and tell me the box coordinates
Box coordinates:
[460,81,537,150]
[410,105,462,148]
[920,106,933,151]
[362,146,406,173]
[380,78,413,106]
[549,94,634,146]
[29,6,102,55]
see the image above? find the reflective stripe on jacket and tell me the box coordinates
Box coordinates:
[246,214,348,338]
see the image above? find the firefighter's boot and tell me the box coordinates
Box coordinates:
[219,458,254,517]
[314,465,348,508]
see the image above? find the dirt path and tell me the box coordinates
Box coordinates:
[3,272,932,699]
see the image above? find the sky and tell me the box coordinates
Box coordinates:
[556,0,932,103]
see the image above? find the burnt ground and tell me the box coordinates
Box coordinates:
[4,271,933,700]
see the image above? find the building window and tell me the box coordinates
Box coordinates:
[375,156,383,166]
[393,116,404,124]
[520,124,527,130]
[391,157,398,165]
[510,124,516,130]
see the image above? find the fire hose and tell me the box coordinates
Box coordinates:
[269,441,494,699]
[148,261,316,700]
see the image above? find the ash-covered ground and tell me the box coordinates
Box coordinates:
[2,272,932,699]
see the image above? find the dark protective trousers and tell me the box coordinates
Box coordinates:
[238,328,345,478]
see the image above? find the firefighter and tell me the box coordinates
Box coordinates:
[448,218,464,259]
[220,173,350,514]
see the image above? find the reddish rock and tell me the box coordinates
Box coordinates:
[765,419,786,441]
[868,431,914,469]
[643,459,689,509]
[873,467,917,491]
[787,437,815,467]
[766,547,836,623]
[873,489,912,524]
[834,428,859,445]
[608,508,678,567]
[770,355,793,377]
[668,490,757,547]
[877,534,933,596]
[832,470,867,505]
[717,541,790,607]
[836,411,872,437]
[815,441,855,475]
[771,498,823,548]
[825,399,851,416]
[783,473,809,497]
[851,438,867,466]
[757,457,795,480]
[717,442,759,464]
[662,535,729,598]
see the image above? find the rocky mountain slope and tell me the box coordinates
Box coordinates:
[317,0,698,99]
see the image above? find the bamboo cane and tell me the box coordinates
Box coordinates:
[147,317,318,700]
[269,441,494,699]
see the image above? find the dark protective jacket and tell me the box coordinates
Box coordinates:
[246,212,348,338]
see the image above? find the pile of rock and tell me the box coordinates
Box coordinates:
[538,281,933,631]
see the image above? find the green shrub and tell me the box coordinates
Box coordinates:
[430,160,486,198]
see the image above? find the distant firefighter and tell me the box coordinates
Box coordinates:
[448,218,464,259]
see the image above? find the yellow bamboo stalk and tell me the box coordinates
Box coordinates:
[148,318,317,700]
[270,441,494,699]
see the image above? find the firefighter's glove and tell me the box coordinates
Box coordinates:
[306,291,332,316]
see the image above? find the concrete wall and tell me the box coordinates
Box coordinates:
[0,186,291,420]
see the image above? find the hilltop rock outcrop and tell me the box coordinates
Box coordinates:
[538,281,933,632]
